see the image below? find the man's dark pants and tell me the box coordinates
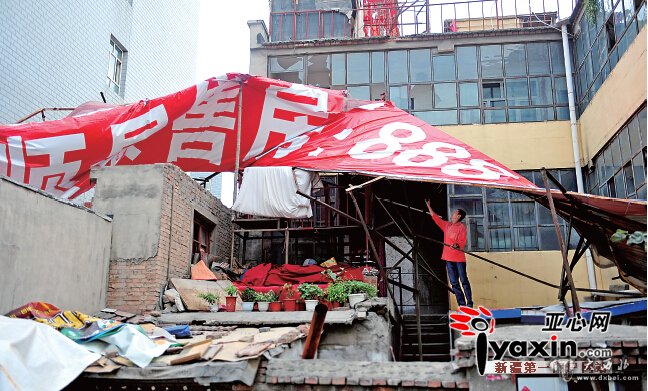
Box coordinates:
[446,261,473,307]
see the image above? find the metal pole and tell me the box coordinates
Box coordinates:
[233,81,244,203]
[413,240,424,361]
[560,23,598,291]
[542,170,581,313]
[284,228,290,264]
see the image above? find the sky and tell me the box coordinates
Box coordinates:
[195,0,269,206]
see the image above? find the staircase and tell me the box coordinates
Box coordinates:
[399,314,451,361]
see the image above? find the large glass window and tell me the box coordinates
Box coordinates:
[409,49,431,82]
[389,85,409,110]
[434,83,457,108]
[506,79,530,106]
[331,53,346,85]
[574,0,645,113]
[388,51,408,84]
[456,46,478,80]
[527,42,551,75]
[269,56,304,84]
[307,55,330,87]
[433,54,456,81]
[480,45,503,78]
[588,106,647,199]
[347,52,369,84]
[448,169,580,252]
[503,44,527,76]
[410,84,433,110]
[371,52,385,83]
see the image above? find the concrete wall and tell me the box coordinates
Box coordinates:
[452,250,591,310]
[439,121,574,170]
[0,0,199,123]
[0,176,112,313]
[578,26,647,162]
[92,164,233,313]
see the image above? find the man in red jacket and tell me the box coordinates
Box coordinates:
[425,199,473,308]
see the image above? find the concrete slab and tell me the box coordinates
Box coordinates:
[158,309,357,326]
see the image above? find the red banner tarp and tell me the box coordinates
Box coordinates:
[0,73,537,198]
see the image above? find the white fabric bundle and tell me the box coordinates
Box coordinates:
[232,167,315,218]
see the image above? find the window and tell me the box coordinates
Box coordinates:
[482,80,505,107]
[456,46,478,80]
[410,49,431,82]
[193,213,214,261]
[433,54,456,81]
[267,39,568,126]
[107,39,125,95]
[448,169,580,252]
[270,56,305,84]
[574,0,645,113]
[588,106,647,199]
[480,45,503,78]
[388,51,409,84]
[347,52,370,84]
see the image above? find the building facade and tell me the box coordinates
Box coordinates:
[0,0,200,124]
[249,0,647,310]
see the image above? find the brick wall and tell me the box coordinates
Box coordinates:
[96,164,234,314]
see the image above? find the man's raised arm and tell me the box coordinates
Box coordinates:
[425,199,449,230]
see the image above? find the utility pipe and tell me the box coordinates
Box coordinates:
[560,23,598,291]
[302,303,328,359]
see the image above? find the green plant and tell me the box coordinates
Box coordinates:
[326,282,349,304]
[225,284,239,297]
[241,287,256,302]
[283,283,296,299]
[298,283,324,300]
[254,290,278,302]
[584,0,600,23]
[343,280,378,298]
[197,292,220,305]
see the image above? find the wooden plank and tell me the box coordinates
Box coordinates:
[171,278,242,311]
[169,339,213,365]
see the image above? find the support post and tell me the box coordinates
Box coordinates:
[542,170,581,313]
[414,240,423,361]
[302,303,328,359]
[348,189,400,318]
[232,81,244,204]
[284,228,290,264]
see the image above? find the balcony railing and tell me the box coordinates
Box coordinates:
[269,0,576,42]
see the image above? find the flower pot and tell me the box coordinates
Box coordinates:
[268,302,282,312]
[332,301,342,309]
[242,301,254,312]
[282,298,296,312]
[296,301,306,311]
[257,302,270,312]
[225,296,237,312]
[209,304,219,312]
[348,293,366,308]
[305,299,319,311]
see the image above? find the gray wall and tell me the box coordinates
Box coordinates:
[0,176,112,314]
[0,0,199,124]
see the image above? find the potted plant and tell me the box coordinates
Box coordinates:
[298,283,324,311]
[240,287,256,312]
[282,283,297,312]
[343,280,378,308]
[197,292,220,312]
[225,284,239,312]
[254,291,271,312]
[266,290,281,312]
[326,281,348,309]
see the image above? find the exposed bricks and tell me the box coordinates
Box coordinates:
[622,340,639,347]
[332,377,346,386]
[103,164,234,314]
[442,381,457,388]
[318,377,332,385]
[427,380,442,388]
[305,377,318,385]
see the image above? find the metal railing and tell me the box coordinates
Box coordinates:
[269,0,576,41]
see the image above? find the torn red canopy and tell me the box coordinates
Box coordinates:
[0,73,535,198]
